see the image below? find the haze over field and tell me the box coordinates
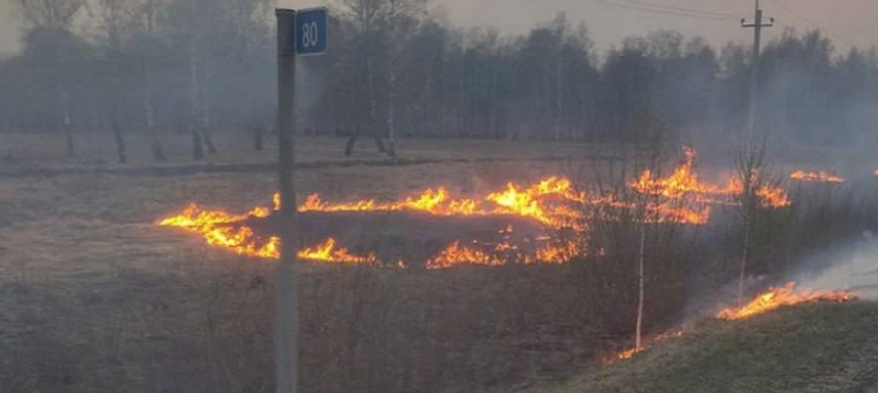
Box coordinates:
[2,0,877,54]
[3,0,878,392]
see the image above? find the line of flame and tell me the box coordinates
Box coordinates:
[631,147,791,209]
[790,170,844,183]
[159,203,581,268]
[158,147,795,268]
[612,281,857,362]
[300,176,585,229]
[716,282,857,320]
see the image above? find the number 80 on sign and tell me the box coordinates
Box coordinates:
[294,7,327,56]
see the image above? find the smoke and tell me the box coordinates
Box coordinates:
[294,61,326,128]
[791,233,878,300]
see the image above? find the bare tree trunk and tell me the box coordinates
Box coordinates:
[189,39,204,161]
[738,217,750,306]
[201,65,218,154]
[425,70,432,136]
[373,132,388,153]
[110,84,127,163]
[345,125,360,157]
[146,86,167,161]
[112,116,127,163]
[366,57,387,155]
[386,0,399,158]
[192,129,204,160]
[635,221,646,351]
[387,69,397,158]
[62,90,76,159]
[554,59,562,142]
[460,53,467,139]
[736,139,765,306]
[254,124,264,151]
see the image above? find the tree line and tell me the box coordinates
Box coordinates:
[1,0,877,161]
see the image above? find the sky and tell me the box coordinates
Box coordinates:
[1,0,876,55]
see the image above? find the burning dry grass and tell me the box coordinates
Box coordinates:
[156,147,793,270]
[613,329,684,362]
[300,175,586,229]
[790,170,845,183]
[0,156,604,393]
[6,138,878,393]
[530,301,878,393]
[716,282,857,320]
[610,283,858,363]
[158,175,590,268]
[630,146,791,209]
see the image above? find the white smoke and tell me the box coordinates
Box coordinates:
[295,62,326,128]
[793,231,878,300]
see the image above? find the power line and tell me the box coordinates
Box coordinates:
[587,0,735,21]
[621,0,740,18]
[767,0,855,47]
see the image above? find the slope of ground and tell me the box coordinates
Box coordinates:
[527,301,878,393]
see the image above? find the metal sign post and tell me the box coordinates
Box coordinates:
[275,9,298,393]
[275,7,327,393]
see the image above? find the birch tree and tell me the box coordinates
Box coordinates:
[15,0,86,159]
[94,0,140,163]
[734,138,767,305]
[132,0,167,160]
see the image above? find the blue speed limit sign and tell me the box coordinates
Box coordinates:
[295,7,327,56]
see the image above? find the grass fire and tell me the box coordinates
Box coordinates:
[158,176,589,268]
[716,282,857,320]
[790,170,845,183]
[6,0,878,388]
[158,147,795,270]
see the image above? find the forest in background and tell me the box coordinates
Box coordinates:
[1,0,877,161]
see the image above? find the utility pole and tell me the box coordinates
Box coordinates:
[276,9,299,393]
[741,0,774,140]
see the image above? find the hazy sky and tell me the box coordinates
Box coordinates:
[1,0,876,55]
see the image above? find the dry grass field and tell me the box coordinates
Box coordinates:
[0,132,602,172]
[0,133,609,392]
[5,132,878,392]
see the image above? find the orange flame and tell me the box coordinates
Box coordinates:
[159,201,583,268]
[301,176,585,230]
[159,149,795,268]
[755,184,792,208]
[424,237,582,270]
[158,204,280,259]
[631,147,710,198]
[158,203,374,264]
[716,282,856,320]
[629,147,791,222]
[648,203,712,225]
[425,240,506,270]
[297,237,377,265]
[301,188,482,217]
[272,192,282,210]
[722,174,791,208]
[535,240,582,265]
[615,329,684,361]
[790,170,844,183]
[617,348,638,360]
[485,177,584,228]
